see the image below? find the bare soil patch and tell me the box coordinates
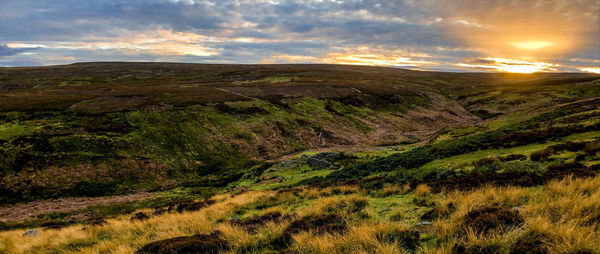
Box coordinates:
[0,192,156,223]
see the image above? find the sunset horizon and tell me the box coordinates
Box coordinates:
[1,0,598,73]
[2,1,600,253]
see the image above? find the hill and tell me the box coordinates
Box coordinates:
[0,63,599,253]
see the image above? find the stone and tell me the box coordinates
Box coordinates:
[305,157,334,169]
[23,230,38,237]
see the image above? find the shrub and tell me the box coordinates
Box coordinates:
[375,228,421,251]
[381,185,401,197]
[414,184,431,198]
[230,212,283,233]
[389,210,404,222]
[136,231,228,254]
[589,164,600,172]
[542,162,595,181]
[348,197,369,213]
[420,202,455,221]
[510,232,550,254]
[531,141,591,161]
[413,184,434,207]
[451,242,504,254]
[584,140,600,155]
[500,154,527,162]
[68,181,117,197]
[474,156,499,166]
[273,214,347,247]
[530,149,553,161]
[319,108,600,183]
[130,212,149,221]
[462,206,524,233]
[0,221,8,231]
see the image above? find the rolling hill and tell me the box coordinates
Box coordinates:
[0,63,599,253]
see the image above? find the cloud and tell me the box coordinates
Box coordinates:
[0,0,597,72]
[457,57,559,73]
[417,0,600,59]
[0,44,40,57]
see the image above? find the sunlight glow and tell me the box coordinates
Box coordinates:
[510,41,555,50]
[262,51,433,68]
[579,67,600,74]
[329,54,431,67]
[457,57,558,73]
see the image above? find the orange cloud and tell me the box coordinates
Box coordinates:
[265,46,434,68]
[322,54,431,67]
[457,57,559,73]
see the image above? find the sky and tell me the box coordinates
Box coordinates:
[0,0,599,73]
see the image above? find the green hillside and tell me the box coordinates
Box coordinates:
[0,63,599,253]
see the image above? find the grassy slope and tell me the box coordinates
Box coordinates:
[0,63,599,253]
[1,175,598,253]
[1,62,552,204]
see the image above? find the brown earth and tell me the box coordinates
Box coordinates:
[0,192,157,223]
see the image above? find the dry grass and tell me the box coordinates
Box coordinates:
[1,176,599,253]
[0,191,270,253]
[290,222,411,254]
[431,176,600,253]
[382,185,402,197]
[413,184,431,198]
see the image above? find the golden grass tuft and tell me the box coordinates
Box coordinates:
[1,175,599,253]
[431,175,600,253]
[0,190,270,254]
[382,185,402,196]
[290,222,411,254]
[414,184,431,198]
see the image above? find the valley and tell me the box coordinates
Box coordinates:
[0,63,599,253]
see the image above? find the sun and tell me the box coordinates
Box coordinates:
[510,41,554,51]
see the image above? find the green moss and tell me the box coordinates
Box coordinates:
[0,123,36,140]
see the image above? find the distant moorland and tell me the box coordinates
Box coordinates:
[0,63,599,253]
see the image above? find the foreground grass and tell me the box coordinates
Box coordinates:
[1,174,598,253]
